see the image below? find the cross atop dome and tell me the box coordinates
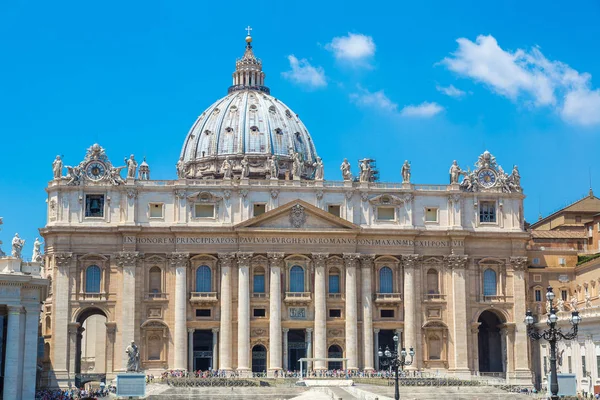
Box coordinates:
[246,25,252,36]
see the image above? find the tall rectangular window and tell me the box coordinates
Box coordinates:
[85,194,105,218]
[582,356,586,376]
[253,203,266,217]
[149,203,164,218]
[568,356,572,374]
[328,205,341,217]
[377,207,395,221]
[425,208,438,222]
[253,274,265,293]
[479,201,496,223]
[195,204,215,218]
[543,356,547,376]
[596,355,600,376]
[561,290,568,301]
[329,275,340,294]
[535,289,542,302]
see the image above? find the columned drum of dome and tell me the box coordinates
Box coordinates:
[179,34,319,180]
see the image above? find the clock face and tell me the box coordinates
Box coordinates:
[86,161,106,180]
[478,169,497,188]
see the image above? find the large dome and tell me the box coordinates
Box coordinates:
[178,33,319,180]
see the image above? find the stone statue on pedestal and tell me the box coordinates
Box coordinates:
[401,160,411,183]
[313,157,324,180]
[176,157,186,179]
[292,152,303,178]
[570,296,578,311]
[449,160,462,184]
[359,159,371,183]
[52,156,63,179]
[11,233,25,259]
[126,340,140,372]
[268,156,279,179]
[125,155,138,179]
[240,156,250,178]
[557,298,565,312]
[585,292,592,308]
[221,157,232,179]
[340,158,352,181]
[32,238,43,263]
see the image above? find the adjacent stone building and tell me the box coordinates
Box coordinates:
[41,32,532,388]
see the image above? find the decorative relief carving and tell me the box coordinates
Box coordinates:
[444,255,468,269]
[251,328,267,337]
[399,194,413,204]
[448,194,461,204]
[343,253,360,268]
[147,308,162,318]
[289,204,307,228]
[270,189,279,199]
[509,256,528,271]
[168,252,189,268]
[237,252,253,267]
[218,252,236,268]
[54,252,73,267]
[328,328,344,337]
[315,190,324,200]
[401,254,420,269]
[115,252,142,267]
[267,252,285,268]
[345,191,354,200]
[174,190,186,200]
[311,253,329,269]
[359,254,375,269]
[223,190,232,200]
[126,189,138,199]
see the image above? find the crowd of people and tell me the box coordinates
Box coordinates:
[159,368,429,380]
[35,387,111,400]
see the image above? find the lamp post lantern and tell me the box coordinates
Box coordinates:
[378,333,414,400]
[525,286,581,400]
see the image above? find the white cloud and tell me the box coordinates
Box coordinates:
[349,86,397,112]
[400,102,444,117]
[281,55,327,89]
[350,86,443,118]
[436,84,467,98]
[326,33,375,62]
[442,34,600,126]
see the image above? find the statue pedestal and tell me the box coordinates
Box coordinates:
[315,179,323,187]
[0,257,21,273]
[344,181,353,188]
[293,176,301,181]
[449,183,461,191]
[240,178,249,186]
[116,373,146,398]
[402,183,412,189]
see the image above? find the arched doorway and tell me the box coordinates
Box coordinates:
[477,310,504,373]
[328,345,343,370]
[75,307,108,388]
[252,345,267,373]
[288,330,306,371]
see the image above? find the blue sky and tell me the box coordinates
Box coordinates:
[1,0,600,257]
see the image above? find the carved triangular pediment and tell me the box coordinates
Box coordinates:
[235,200,359,231]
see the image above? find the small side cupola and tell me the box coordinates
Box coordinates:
[139,157,150,180]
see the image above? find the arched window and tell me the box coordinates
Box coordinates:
[149,267,161,293]
[483,269,497,296]
[379,267,393,293]
[329,268,340,294]
[196,266,212,292]
[427,269,439,294]
[85,265,101,293]
[428,334,442,360]
[147,335,162,361]
[290,266,305,292]
[253,268,265,293]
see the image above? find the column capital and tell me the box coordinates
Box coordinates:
[212,328,219,334]
[68,322,81,335]
[188,328,196,333]
[282,328,290,333]
[359,254,376,268]
[115,251,143,267]
[218,252,236,268]
[268,252,285,268]
[168,252,189,268]
[312,253,329,268]
[237,252,254,267]
[444,254,468,269]
[7,305,24,314]
[509,256,528,271]
[374,328,380,334]
[343,253,360,268]
[306,327,313,333]
[401,254,420,269]
[105,322,117,335]
[53,252,73,267]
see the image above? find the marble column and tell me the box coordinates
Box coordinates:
[402,255,419,370]
[22,305,41,399]
[510,257,532,382]
[170,252,189,370]
[446,254,470,375]
[306,328,313,371]
[283,328,289,371]
[374,328,380,370]
[312,253,328,371]
[188,328,195,371]
[343,253,360,370]
[116,251,141,371]
[237,252,253,375]
[360,255,375,371]
[53,253,72,380]
[219,253,236,372]
[212,328,219,370]
[268,252,284,375]
[3,306,24,400]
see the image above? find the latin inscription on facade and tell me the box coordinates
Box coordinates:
[289,307,307,320]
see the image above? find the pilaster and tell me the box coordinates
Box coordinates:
[343,253,360,370]
[237,251,253,375]
[115,251,142,371]
[52,253,72,378]
[360,254,375,371]
[445,254,470,376]
[312,252,328,371]
[509,256,532,383]
[268,252,284,375]
[402,254,419,370]
[169,252,189,370]
[218,252,236,372]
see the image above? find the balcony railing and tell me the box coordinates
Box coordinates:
[79,292,108,301]
[284,292,312,303]
[375,293,402,304]
[252,293,268,299]
[328,293,343,300]
[481,295,507,302]
[190,292,218,303]
[424,294,446,301]
[145,292,168,301]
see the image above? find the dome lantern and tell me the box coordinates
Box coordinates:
[228,26,270,95]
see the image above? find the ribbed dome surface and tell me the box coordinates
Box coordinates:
[180,90,318,163]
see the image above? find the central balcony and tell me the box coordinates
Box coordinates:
[375,293,402,305]
[284,292,312,304]
[145,292,168,301]
[78,292,108,302]
[190,292,218,304]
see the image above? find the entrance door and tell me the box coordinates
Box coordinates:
[377,330,396,370]
[252,345,267,373]
[328,345,343,370]
[288,330,306,372]
[193,330,213,371]
[478,310,503,373]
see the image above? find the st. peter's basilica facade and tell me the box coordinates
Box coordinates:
[41,33,532,388]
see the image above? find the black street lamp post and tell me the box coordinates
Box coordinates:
[525,286,581,400]
[378,333,414,400]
